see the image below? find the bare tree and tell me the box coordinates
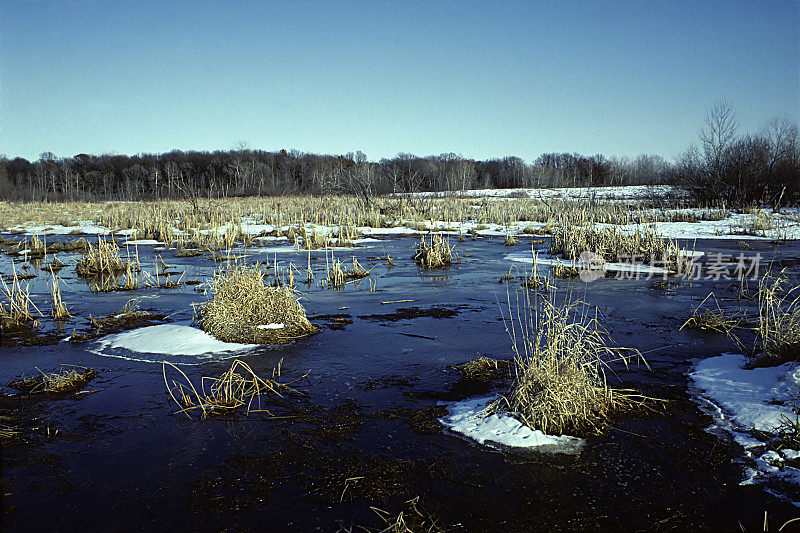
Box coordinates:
[699,101,738,166]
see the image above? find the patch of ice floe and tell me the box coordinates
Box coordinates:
[439,396,584,453]
[689,353,800,499]
[90,324,258,364]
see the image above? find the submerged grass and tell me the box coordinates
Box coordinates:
[680,293,742,333]
[9,366,98,393]
[198,261,318,344]
[454,356,512,383]
[492,291,650,436]
[163,359,305,420]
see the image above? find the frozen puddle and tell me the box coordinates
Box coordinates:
[505,251,674,276]
[689,353,800,500]
[90,324,258,364]
[439,396,584,453]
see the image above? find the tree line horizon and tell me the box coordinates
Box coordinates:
[2,105,798,207]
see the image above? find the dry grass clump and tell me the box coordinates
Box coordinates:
[48,237,89,253]
[551,261,582,279]
[76,237,139,277]
[492,295,648,436]
[455,356,512,383]
[734,210,782,237]
[324,256,371,289]
[504,234,518,246]
[680,293,741,333]
[550,223,681,270]
[750,271,800,366]
[363,496,448,533]
[163,359,305,420]
[198,261,318,344]
[49,268,71,319]
[0,265,41,328]
[303,228,331,250]
[15,233,47,258]
[413,234,458,269]
[83,298,158,338]
[9,366,98,393]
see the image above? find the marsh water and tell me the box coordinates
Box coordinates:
[2,233,800,531]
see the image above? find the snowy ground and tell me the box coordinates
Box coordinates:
[394,184,676,200]
[689,354,800,502]
[4,185,800,241]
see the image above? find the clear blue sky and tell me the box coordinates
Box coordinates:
[1,0,798,163]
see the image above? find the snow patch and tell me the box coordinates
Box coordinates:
[439,396,584,453]
[689,353,800,499]
[91,324,258,364]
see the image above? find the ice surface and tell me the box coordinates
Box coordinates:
[91,324,258,364]
[689,353,800,496]
[439,396,584,453]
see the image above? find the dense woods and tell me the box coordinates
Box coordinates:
[0,148,673,202]
[1,106,797,206]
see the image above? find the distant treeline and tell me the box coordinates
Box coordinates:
[0,149,673,202]
[2,106,797,206]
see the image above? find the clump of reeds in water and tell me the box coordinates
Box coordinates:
[76,236,139,277]
[0,263,41,329]
[162,359,306,420]
[749,270,800,366]
[324,255,371,289]
[680,292,741,333]
[455,356,512,383]
[413,234,458,269]
[367,496,448,533]
[197,261,318,344]
[9,366,98,393]
[49,267,70,319]
[15,233,47,259]
[551,261,582,279]
[549,223,681,270]
[302,228,332,250]
[492,294,649,436]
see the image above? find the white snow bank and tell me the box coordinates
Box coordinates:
[7,222,112,236]
[689,353,800,495]
[394,184,674,200]
[439,396,584,453]
[91,324,257,364]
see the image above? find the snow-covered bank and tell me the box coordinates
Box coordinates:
[394,184,676,200]
[689,354,800,499]
[438,396,584,453]
[90,324,258,364]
